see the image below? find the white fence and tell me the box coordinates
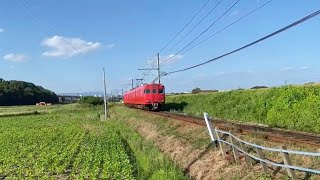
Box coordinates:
[203,113,320,180]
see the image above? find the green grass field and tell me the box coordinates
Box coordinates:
[0,104,187,179]
[165,85,320,133]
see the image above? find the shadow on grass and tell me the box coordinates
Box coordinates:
[183,143,215,175]
[161,102,188,111]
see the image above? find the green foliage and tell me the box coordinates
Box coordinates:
[165,85,320,133]
[0,106,135,179]
[109,120,188,179]
[0,104,187,179]
[0,79,58,106]
[79,96,104,106]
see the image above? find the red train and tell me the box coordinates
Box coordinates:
[123,83,165,110]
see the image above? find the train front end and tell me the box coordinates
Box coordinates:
[143,83,165,110]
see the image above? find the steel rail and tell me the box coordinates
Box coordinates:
[142,110,320,147]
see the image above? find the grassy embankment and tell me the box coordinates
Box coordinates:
[164,85,320,133]
[112,105,320,180]
[0,104,187,179]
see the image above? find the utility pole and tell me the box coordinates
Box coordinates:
[121,82,132,95]
[138,53,161,84]
[102,67,108,120]
[131,79,134,89]
[157,53,160,84]
[135,78,144,87]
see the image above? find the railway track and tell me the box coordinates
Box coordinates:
[144,110,320,147]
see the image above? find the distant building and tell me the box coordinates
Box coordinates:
[58,95,80,104]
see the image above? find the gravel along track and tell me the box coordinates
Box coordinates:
[144,110,320,147]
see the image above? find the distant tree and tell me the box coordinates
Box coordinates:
[304,82,315,85]
[79,96,103,106]
[251,86,268,89]
[0,79,58,106]
[192,88,201,94]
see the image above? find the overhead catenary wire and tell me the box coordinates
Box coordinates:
[161,0,241,65]
[181,0,272,56]
[131,53,158,85]
[160,6,248,67]
[158,0,211,53]
[166,9,320,75]
[139,0,212,81]
[16,0,79,53]
[163,0,225,56]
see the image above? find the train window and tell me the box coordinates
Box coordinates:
[158,89,164,94]
[153,89,157,93]
[144,89,150,94]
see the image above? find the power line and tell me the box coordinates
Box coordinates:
[160,7,246,67]
[136,54,158,81]
[158,0,211,53]
[166,9,320,75]
[163,0,224,56]
[161,0,240,65]
[181,0,272,56]
[16,0,79,53]
[139,0,212,81]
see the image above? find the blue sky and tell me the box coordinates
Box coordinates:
[0,0,319,94]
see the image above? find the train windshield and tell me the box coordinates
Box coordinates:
[152,89,157,93]
[158,89,164,94]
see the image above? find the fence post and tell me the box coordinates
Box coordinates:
[256,147,268,173]
[215,128,225,158]
[203,113,217,144]
[240,142,252,166]
[281,146,297,180]
[229,131,240,163]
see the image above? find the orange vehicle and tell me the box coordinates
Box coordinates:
[36,102,47,106]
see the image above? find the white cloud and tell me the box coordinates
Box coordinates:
[281,66,294,71]
[146,54,183,66]
[299,66,308,70]
[281,66,309,71]
[0,28,4,33]
[215,71,226,77]
[106,43,115,49]
[3,53,29,62]
[41,35,103,58]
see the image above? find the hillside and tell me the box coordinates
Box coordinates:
[0,78,58,106]
[164,85,320,133]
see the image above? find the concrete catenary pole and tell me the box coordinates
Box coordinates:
[122,88,124,97]
[131,79,134,89]
[157,53,160,84]
[103,67,108,120]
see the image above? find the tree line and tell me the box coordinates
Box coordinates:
[0,78,58,106]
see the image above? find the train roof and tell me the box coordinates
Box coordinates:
[124,83,164,94]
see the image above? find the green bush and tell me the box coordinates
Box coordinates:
[165,85,320,133]
[79,96,104,106]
